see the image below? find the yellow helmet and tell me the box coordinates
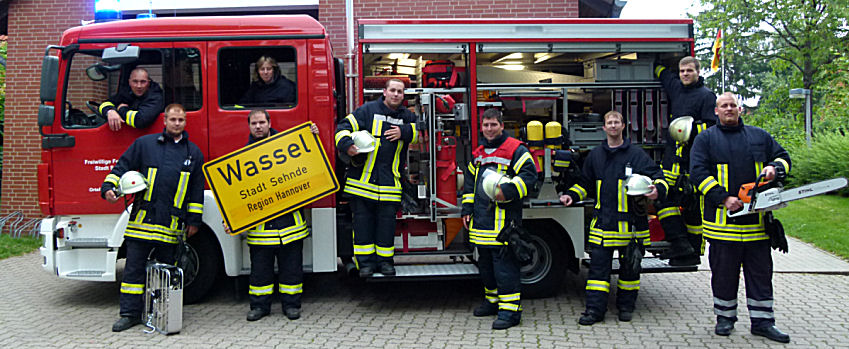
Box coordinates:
[117,171,148,196]
[669,116,694,144]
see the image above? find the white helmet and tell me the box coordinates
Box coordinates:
[669,116,694,144]
[625,174,653,196]
[351,130,376,153]
[481,168,512,202]
[118,171,148,196]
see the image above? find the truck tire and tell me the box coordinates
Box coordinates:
[520,222,568,299]
[181,230,222,304]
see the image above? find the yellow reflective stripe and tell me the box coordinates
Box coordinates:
[134,209,146,224]
[569,184,587,201]
[513,152,533,175]
[499,293,521,302]
[249,284,274,296]
[345,114,359,132]
[126,110,137,128]
[653,178,669,193]
[697,123,707,134]
[99,101,115,114]
[755,162,764,179]
[188,203,203,214]
[335,130,351,146]
[410,123,418,144]
[105,174,120,186]
[278,283,303,295]
[511,176,527,198]
[717,164,729,190]
[376,245,395,257]
[467,162,477,176]
[774,158,790,172]
[499,303,520,311]
[173,171,190,208]
[698,177,719,194]
[124,230,179,244]
[120,282,144,295]
[618,279,640,290]
[353,244,375,255]
[462,193,475,204]
[595,180,602,209]
[586,280,610,292]
[554,160,570,167]
[144,168,157,201]
[484,287,498,294]
[617,179,627,212]
[658,206,681,219]
[686,224,703,235]
[392,138,404,179]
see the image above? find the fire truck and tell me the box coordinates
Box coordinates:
[37,15,697,303]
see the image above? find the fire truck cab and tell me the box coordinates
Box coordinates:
[37,15,696,303]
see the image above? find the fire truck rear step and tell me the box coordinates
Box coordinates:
[67,270,106,277]
[66,238,109,248]
[582,256,698,273]
[370,263,479,279]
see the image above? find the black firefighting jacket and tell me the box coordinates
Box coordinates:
[690,118,790,243]
[656,67,718,183]
[461,133,537,246]
[98,81,165,129]
[239,75,296,105]
[244,128,308,246]
[102,129,204,244]
[335,97,418,203]
[566,139,668,247]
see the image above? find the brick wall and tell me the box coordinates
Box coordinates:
[318,0,580,59]
[2,0,92,219]
[3,0,579,220]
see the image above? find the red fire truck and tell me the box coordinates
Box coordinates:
[37,15,697,303]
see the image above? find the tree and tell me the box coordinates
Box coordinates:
[696,0,848,92]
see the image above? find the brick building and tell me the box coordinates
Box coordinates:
[0,0,622,219]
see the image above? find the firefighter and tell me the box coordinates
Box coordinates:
[654,56,717,266]
[239,55,296,105]
[461,108,537,330]
[224,109,318,321]
[101,103,204,332]
[100,67,165,132]
[334,79,418,277]
[690,92,791,343]
[560,110,667,325]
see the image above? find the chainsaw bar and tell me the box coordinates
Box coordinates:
[728,177,847,218]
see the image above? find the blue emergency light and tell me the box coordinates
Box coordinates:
[94,0,122,23]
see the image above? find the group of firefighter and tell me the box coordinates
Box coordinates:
[99,54,792,343]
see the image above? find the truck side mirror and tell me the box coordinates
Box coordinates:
[102,44,140,64]
[39,55,59,102]
[38,104,55,126]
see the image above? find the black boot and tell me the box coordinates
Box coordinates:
[379,261,396,276]
[751,325,790,343]
[659,238,695,259]
[714,317,734,336]
[112,316,141,332]
[246,308,270,321]
[473,301,498,317]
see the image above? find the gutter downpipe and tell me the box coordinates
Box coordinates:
[346,0,356,113]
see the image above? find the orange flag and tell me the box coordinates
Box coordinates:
[711,29,722,72]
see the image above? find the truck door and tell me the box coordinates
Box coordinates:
[206,41,309,160]
[48,42,206,215]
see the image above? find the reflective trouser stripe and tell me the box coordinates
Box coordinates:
[617,279,640,291]
[120,282,144,295]
[484,287,498,304]
[586,280,610,293]
[249,284,274,296]
[279,283,303,295]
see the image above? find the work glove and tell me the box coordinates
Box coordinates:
[765,212,789,253]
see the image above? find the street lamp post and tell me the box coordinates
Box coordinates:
[789,88,812,148]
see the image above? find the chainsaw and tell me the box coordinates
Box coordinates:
[727,176,848,218]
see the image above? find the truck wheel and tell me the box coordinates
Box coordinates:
[520,226,567,299]
[181,230,222,304]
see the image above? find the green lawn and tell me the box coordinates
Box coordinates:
[0,234,42,260]
[774,195,849,261]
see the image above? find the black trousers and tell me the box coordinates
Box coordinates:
[708,239,775,328]
[656,199,703,251]
[585,243,642,315]
[477,246,521,320]
[249,239,304,311]
[351,197,398,268]
[119,238,177,318]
